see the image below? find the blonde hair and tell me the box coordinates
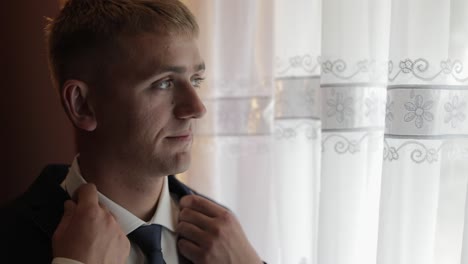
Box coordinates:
[45,0,199,90]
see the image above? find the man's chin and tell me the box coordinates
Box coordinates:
[170,152,191,175]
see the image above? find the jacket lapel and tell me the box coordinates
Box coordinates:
[23,168,198,263]
[167,175,194,201]
[27,170,192,239]
[167,175,197,264]
[20,165,71,238]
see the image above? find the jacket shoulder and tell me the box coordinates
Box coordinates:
[0,164,70,263]
[0,199,53,263]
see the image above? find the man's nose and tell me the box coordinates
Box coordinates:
[173,82,206,119]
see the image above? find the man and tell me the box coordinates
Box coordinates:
[0,0,264,263]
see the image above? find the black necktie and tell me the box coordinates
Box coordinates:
[128,224,166,264]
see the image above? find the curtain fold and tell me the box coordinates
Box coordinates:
[181,1,468,263]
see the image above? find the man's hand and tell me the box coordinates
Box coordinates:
[177,195,262,264]
[52,184,130,264]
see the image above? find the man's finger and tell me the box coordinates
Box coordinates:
[177,238,203,262]
[53,200,76,240]
[179,195,224,217]
[74,183,99,206]
[99,202,118,220]
[176,221,206,246]
[63,199,76,217]
[178,207,214,230]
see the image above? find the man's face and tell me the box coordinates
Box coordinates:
[92,32,206,177]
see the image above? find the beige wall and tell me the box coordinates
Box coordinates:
[0,1,75,205]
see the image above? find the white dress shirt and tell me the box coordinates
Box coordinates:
[52,157,181,264]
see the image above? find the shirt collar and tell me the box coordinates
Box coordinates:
[62,156,177,234]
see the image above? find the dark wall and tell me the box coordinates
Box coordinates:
[0,1,75,205]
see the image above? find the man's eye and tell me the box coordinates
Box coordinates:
[155,79,173,90]
[191,77,205,88]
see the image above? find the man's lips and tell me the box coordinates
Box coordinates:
[166,132,192,141]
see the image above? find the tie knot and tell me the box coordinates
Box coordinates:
[128,224,163,254]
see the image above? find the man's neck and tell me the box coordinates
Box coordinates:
[77,154,165,222]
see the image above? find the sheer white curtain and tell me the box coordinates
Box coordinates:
[180,1,468,264]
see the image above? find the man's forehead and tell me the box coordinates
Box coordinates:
[158,62,206,74]
[113,33,203,80]
[120,31,196,52]
[140,51,204,79]
[118,33,169,61]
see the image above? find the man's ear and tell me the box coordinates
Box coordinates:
[61,80,97,131]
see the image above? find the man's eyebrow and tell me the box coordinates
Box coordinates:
[160,62,205,74]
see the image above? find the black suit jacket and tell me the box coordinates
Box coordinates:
[0,164,196,263]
